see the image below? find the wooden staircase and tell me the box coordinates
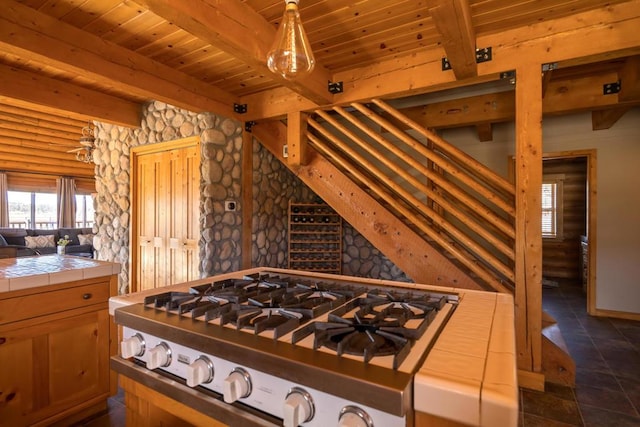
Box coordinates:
[251,100,574,386]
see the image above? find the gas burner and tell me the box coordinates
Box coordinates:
[144,291,197,310]
[292,294,439,368]
[365,288,447,311]
[218,305,304,338]
[316,321,411,368]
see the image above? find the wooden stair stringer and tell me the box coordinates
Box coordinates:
[252,120,483,290]
[541,311,576,387]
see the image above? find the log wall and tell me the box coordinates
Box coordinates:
[542,157,588,280]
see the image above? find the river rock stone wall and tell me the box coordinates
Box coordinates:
[342,222,410,281]
[93,101,408,294]
[93,102,243,293]
[251,140,316,267]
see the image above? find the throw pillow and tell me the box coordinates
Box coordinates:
[0,234,7,246]
[24,235,55,249]
[78,234,94,245]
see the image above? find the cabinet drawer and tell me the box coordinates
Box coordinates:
[0,281,110,325]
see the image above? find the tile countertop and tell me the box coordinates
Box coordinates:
[108,268,518,427]
[0,254,121,293]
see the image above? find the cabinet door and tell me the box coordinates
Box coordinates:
[0,336,35,424]
[0,309,110,426]
[132,138,201,292]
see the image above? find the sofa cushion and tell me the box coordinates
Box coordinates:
[59,228,93,245]
[78,234,94,245]
[24,235,55,249]
[0,228,27,246]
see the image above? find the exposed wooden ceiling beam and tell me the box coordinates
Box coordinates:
[0,64,141,128]
[618,55,640,101]
[132,0,332,106]
[0,0,238,122]
[478,1,640,74]
[391,72,640,130]
[245,3,640,121]
[426,0,477,79]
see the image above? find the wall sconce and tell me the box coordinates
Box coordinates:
[267,0,315,80]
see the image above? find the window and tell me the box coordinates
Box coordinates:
[541,175,564,239]
[75,194,95,228]
[8,191,57,229]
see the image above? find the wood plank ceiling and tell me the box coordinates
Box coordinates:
[1,0,639,179]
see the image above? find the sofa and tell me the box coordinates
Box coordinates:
[0,227,94,258]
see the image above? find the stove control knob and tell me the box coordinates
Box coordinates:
[120,333,145,359]
[186,356,214,387]
[338,406,374,427]
[223,368,252,403]
[146,342,172,370]
[283,387,315,427]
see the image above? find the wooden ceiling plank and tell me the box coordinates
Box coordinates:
[0,64,140,127]
[132,0,332,106]
[245,1,640,121]
[591,107,631,130]
[618,55,640,102]
[477,1,640,74]
[426,0,478,79]
[1,1,238,119]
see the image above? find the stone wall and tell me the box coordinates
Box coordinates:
[93,102,408,294]
[93,102,243,293]
[251,140,315,267]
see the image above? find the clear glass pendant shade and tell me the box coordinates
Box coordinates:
[267,0,315,80]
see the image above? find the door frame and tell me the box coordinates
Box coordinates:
[509,149,597,315]
[130,136,200,293]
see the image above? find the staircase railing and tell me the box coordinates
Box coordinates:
[306,98,516,292]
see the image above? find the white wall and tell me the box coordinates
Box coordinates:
[437,108,640,314]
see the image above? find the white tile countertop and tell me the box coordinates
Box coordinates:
[0,254,121,293]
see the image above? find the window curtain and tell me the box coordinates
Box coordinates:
[57,177,76,228]
[0,172,8,227]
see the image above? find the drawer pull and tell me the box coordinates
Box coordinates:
[0,337,5,345]
[82,293,93,300]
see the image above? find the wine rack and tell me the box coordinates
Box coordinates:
[288,201,342,274]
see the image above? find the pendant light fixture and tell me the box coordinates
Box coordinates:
[267,0,315,80]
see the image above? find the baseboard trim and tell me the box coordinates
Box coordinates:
[592,308,640,321]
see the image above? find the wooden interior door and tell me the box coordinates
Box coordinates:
[131,137,201,292]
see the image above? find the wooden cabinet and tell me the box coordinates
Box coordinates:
[288,201,342,274]
[0,276,116,426]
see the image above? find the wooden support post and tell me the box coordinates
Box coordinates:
[241,129,253,269]
[514,63,543,377]
[287,111,308,166]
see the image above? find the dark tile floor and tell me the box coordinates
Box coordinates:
[76,280,640,427]
[520,280,640,426]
